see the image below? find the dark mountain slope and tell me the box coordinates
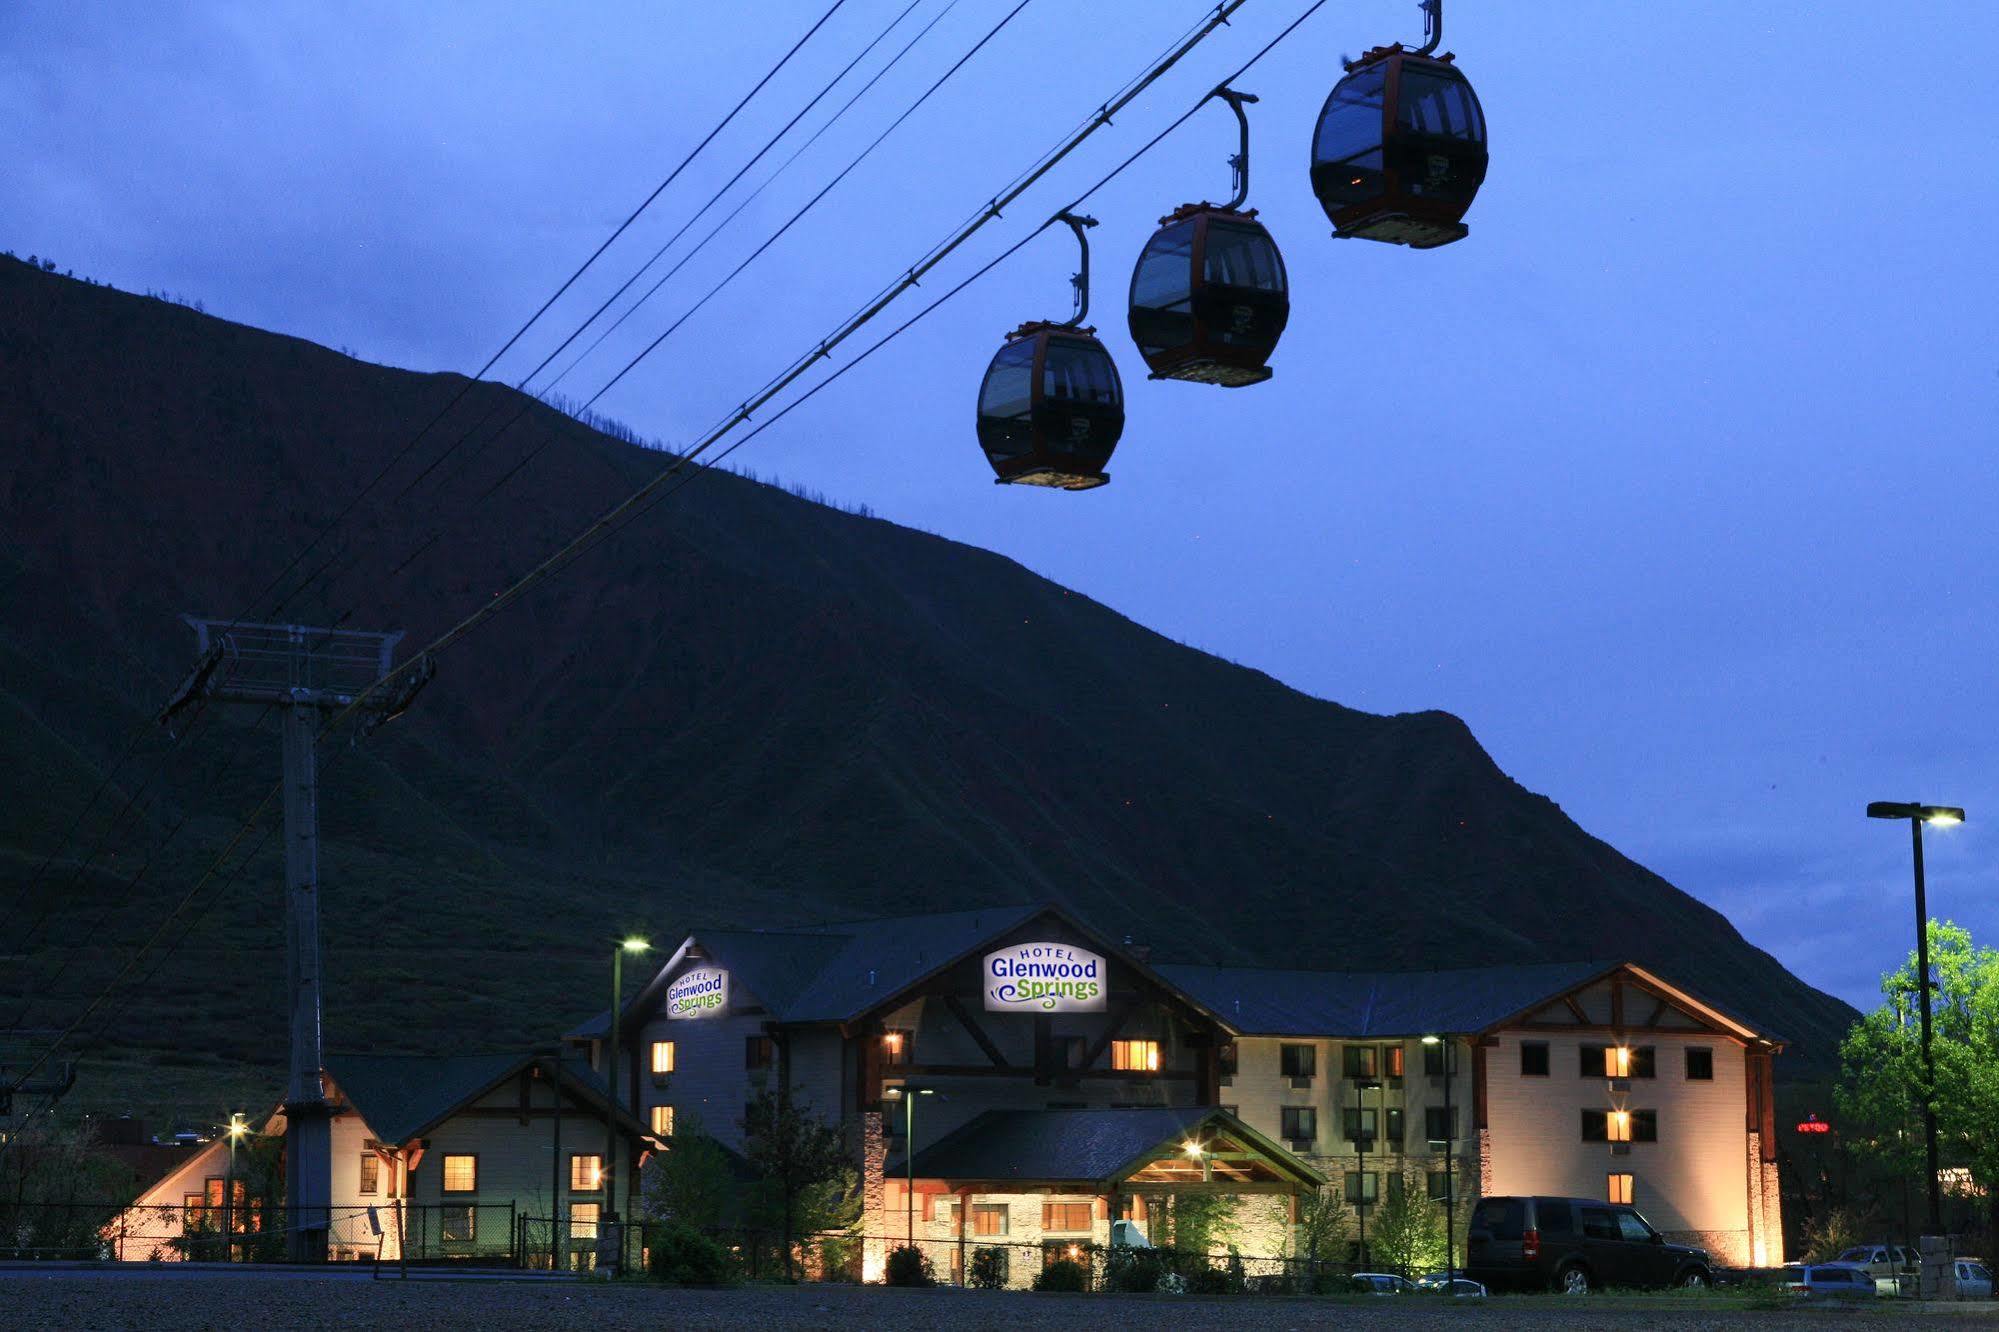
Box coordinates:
[0,259,1853,1119]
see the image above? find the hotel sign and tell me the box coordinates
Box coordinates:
[666,967,729,1019]
[984,942,1105,1013]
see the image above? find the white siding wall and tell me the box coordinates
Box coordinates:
[1484,1030,1749,1244]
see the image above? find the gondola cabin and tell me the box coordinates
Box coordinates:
[1310,47,1486,249]
[1128,205,1289,387]
[975,322,1124,490]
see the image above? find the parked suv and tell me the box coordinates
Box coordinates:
[1465,1196,1712,1293]
[1833,1244,1918,1287]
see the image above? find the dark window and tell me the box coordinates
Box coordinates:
[1537,1200,1575,1235]
[745,1035,774,1070]
[1342,1107,1377,1146]
[1315,63,1386,165]
[1615,1210,1655,1244]
[1280,1044,1317,1078]
[1520,1042,1550,1076]
[1685,1047,1714,1080]
[1217,1042,1238,1077]
[1396,66,1485,143]
[1581,1043,1607,1077]
[1281,1106,1317,1144]
[1580,1206,1618,1241]
[441,1205,476,1243]
[978,338,1036,419]
[1632,1110,1658,1143]
[1581,1109,1609,1142]
[1386,1171,1406,1202]
[1202,222,1285,293]
[1345,1171,1378,1205]
[1471,1197,1523,1240]
[1130,222,1195,310]
[1631,1046,1656,1079]
[1343,1045,1379,1080]
[1042,340,1119,406]
[1425,1106,1454,1144]
[1427,1171,1453,1202]
[358,1154,380,1196]
[1060,1035,1088,1070]
[1423,1041,1455,1076]
[1384,1107,1404,1151]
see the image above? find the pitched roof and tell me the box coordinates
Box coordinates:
[907,1107,1323,1188]
[323,1051,643,1145]
[1155,960,1618,1037]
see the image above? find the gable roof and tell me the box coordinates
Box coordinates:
[607,903,1210,1033]
[907,1107,1323,1189]
[1157,960,1617,1038]
[323,1051,644,1146]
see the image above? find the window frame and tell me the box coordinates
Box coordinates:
[1342,1044,1379,1080]
[358,1153,380,1197]
[1519,1041,1550,1077]
[1041,1201,1093,1233]
[1111,1038,1161,1073]
[651,1104,675,1138]
[1280,1105,1318,1145]
[1685,1046,1714,1081]
[1344,1170,1379,1206]
[1607,1171,1634,1205]
[881,1029,912,1067]
[650,1040,675,1076]
[440,1203,477,1244]
[569,1153,604,1193]
[568,1200,600,1241]
[971,1203,1010,1237]
[440,1153,479,1195]
[1279,1043,1317,1079]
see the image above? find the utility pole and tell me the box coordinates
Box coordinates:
[163,618,431,1261]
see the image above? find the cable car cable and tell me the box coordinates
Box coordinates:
[5,0,1273,1094]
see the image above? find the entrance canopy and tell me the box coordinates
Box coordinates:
[908,1106,1324,1195]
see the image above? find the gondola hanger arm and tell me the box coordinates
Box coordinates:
[1213,85,1259,211]
[1416,0,1443,57]
[1053,210,1098,328]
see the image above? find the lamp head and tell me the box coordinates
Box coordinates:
[1869,802,1966,825]
[1183,1140,1204,1158]
[621,936,651,954]
[1420,1035,1442,1045]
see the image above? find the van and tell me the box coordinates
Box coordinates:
[1465,1195,1712,1293]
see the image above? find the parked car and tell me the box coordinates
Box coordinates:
[1955,1259,1994,1299]
[1465,1195,1713,1293]
[1350,1272,1422,1294]
[1834,1244,1919,1284]
[1781,1262,1880,1298]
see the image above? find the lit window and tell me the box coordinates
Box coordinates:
[1607,1111,1632,1143]
[569,1201,599,1241]
[1607,1172,1634,1204]
[358,1154,380,1196]
[651,1105,674,1138]
[441,1205,476,1242]
[972,1203,1010,1236]
[650,1041,675,1075]
[882,1030,911,1067]
[1111,1039,1160,1072]
[570,1154,603,1192]
[441,1155,477,1194]
[1685,1047,1714,1080]
[1385,1046,1404,1079]
[1042,1202,1092,1232]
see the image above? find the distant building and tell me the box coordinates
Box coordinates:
[574,904,1784,1281]
[109,1051,647,1264]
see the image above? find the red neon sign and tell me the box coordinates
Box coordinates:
[1795,1115,1832,1134]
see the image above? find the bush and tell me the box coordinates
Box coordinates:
[1185,1262,1232,1295]
[645,1222,735,1286]
[1105,1246,1165,1292]
[970,1246,1009,1289]
[1034,1257,1090,1292]
[885,1244,933,1287]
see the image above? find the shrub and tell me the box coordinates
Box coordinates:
[645,1222,735,1286]
[1034,1257,1090,1292]
[1105,1246,1166,1292]
[1185,1262,1232,1295]
[970,1246,1009,1289]
[885,1244,933,1287]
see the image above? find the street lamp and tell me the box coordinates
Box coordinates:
[604,935,649,1274]
[224,1113,247,1260]
[1423,1035,1455,1280]
[1352,1073,1381,1268]
[1866,802,1963,1239]
[884,1086,935,1247]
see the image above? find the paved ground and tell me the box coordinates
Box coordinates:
[5,1270,1999,1330]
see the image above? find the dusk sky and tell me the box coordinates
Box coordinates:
[5,1,1994,1013]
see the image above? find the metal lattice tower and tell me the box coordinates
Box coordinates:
[164,618,429,1260]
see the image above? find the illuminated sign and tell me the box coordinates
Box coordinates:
[666,967,728,1019]
[984,942,1105,1013]
[1795,1115,1831,1135]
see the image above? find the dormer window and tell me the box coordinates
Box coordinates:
[1111,1039,1160,1072]
[882,1030,912,1067]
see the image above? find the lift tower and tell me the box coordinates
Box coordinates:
[162,618,429,1261]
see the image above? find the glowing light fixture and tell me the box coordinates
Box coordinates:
[621,936,651,954]
[1420,1035,1441,1046]
[1183,1140,1204,1158]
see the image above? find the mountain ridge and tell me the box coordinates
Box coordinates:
[0,257,1853,1122]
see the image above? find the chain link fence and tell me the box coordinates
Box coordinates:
[2,1200,517,1264]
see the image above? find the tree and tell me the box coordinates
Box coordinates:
[1287,1185,1352,1292]
[641,1114,734,1231]
[1368,1170,1446,1278]
[742,1089,853,1280]
[1168,1192,1238,1256]
[1838,920,1999,1261]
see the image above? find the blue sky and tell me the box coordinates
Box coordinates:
[5,1,1995,1011]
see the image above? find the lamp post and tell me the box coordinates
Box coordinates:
[1353,1072,1380,1268]
[604,935,649,1275]
[1424,1035,1455,1280]
[885,1086,934,1247]
[1866,801,1964,1238]
[224,1113,247,1261]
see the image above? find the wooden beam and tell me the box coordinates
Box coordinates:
[1077,994,1141,1072]
[1642,997,1668,1029]
[1610,975,1625,1033]
[1034,1015,1053,1087]
[1563,995,1591,1024]
[942,995,1009,1068]
[1516,1021,1744,1044]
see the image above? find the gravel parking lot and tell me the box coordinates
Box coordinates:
[5,1270,1999,1331]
